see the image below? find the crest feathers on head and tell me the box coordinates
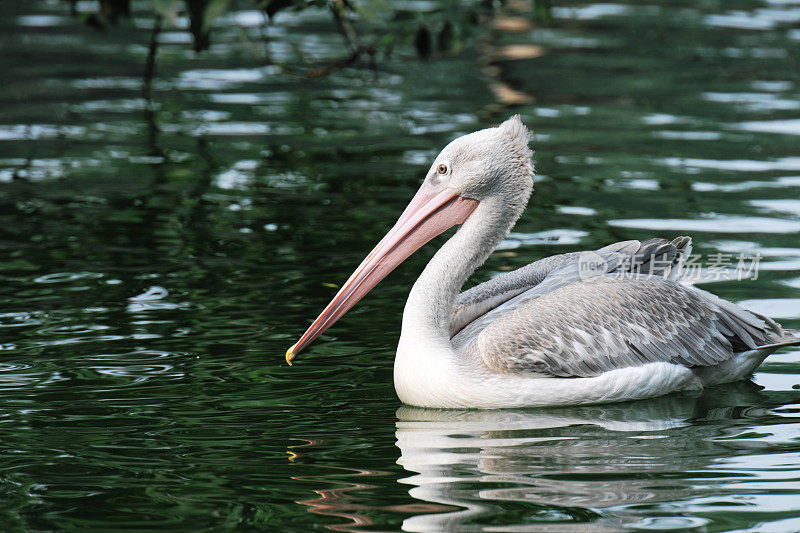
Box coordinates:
[497,115,533,160]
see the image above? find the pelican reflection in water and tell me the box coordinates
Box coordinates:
[287,116,799,408]
[394,383,780,532]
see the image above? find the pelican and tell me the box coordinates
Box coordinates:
[285,116,799,408]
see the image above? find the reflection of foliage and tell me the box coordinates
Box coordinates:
[64,0,506,59]
[62,0,551,108]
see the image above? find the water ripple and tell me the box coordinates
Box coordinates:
[608,216,800,233]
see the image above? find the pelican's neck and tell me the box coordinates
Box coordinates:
[401,195,523,348]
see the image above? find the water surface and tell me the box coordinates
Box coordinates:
[1,0,799,530]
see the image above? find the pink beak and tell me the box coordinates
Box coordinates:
[286,183,479,364]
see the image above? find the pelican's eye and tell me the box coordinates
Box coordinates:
[437,163,449,175]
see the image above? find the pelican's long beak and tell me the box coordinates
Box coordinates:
[286,184,479,364]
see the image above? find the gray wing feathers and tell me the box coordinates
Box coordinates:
[468,276,790,378]
[451,236,693,346]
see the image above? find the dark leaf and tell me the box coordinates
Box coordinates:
[437,21,454,52]
[82,13,106,30]
[264,0,296,19]
[414,24,432,59]
[185,0,211,52]
[99,0,131,24]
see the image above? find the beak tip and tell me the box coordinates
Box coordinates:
[285,345,296,366]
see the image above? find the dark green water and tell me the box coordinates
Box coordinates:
[2,1,800,531]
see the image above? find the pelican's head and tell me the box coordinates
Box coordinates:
[286,116,534,364]
[425,115,534,203]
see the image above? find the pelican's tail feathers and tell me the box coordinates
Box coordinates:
[599,236,692,280]
[758,329,800,351]
[667,236,693,280]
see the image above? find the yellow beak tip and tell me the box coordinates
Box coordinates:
[285,346,296,366]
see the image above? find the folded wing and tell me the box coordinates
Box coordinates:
[451,236,692,346]
[465,275,791,377]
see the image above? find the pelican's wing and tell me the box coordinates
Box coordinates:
[467,276,794,377]
[451,237,692,343]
